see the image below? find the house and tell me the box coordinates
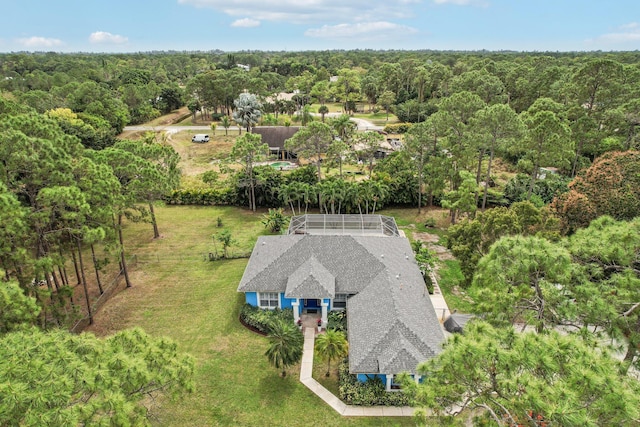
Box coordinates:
[237,214,445,390]
[252,126,300,160]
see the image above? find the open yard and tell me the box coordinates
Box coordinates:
[87,204,416,427]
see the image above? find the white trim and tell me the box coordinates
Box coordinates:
[258,291,280,309]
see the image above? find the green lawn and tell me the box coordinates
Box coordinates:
[436,260,475,314]
[89,205,416,427]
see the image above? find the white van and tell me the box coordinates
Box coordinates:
[192,134,210,143]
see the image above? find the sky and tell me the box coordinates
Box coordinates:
[0,0,639,53]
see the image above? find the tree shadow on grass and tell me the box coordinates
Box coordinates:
[257,371,298,405]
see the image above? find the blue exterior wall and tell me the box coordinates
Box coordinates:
[357,373,386,383]
[245,292,258,306]
[281,294,297,309]
[356,373,422,384]
[324,298,331,311]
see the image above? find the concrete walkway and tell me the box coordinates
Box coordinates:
[429,269,453,323]
[298,275,452,417]
[299,327,415,417]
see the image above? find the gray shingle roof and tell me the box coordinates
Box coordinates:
[347,237,445,375]
[285,256,335,298]
[237,235,385,294]
[237,225,445,376]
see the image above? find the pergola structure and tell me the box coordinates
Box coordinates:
[287,214,400,237]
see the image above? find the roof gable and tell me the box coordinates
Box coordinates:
[285,256,335,298]
[237,235,386,294]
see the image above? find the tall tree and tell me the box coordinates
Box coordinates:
[0,327,194,426]
[471,104,525,210]
[230,133,269,211]
[233,93,262,133]
[404,117,444,213]
[551,150,640,232]
[285,121,334,183]
[354,131,384,178]
[404,321,640,426]
[437,91,486,198]
[440,171,480,224]
[378,90,396,121]
[566,216,640,371]
[519,107,572,200]
[471,235,574,333]
[0,280,40,333]
[114,139,181,238]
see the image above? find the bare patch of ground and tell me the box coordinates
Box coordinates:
[412,231,456,261]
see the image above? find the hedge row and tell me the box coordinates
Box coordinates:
[239,304,294,335]
[338,359,411,406]
[163,188,236,206]
[382,123,413,134]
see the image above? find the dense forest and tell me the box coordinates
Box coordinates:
[1,50,640,425]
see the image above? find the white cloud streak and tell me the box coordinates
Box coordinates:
[432,0,487,5]
[178,0,418,23]
[305,21,418,40]
[231,18,261,27]
[16,36,63,48]
[89,31,128,44]
[587,22,640,46]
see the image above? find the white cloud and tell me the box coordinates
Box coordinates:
[305,21,418,40]
[620,22,639,30]
[178,0,418,23]
[432,0,488,6]
[231,18,261,27]
[587,22,640,46]
[16,36,63,48]
[89,31,128,44]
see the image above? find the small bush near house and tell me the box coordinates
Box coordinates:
[338,359,411,406]
[327,310,347,334]
[239,304,294,334]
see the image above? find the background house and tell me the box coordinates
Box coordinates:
[252,126,300,160]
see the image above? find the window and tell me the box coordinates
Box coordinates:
[259,292,279,309]
[333,293,348,309]
[390,374,403,391]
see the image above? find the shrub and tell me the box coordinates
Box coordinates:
[338,360,411,406]
[327,310,347,334]
[382,123,413,134]
[504,173,570,205]
[239,304,293,335]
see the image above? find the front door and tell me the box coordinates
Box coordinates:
[304,299,320,310]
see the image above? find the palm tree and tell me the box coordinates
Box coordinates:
[233,93,262,133]
[261,208,288,233]
[220,115,231,136]
[315,329,348,377]
[299,105,313,125]
[265,319,304,377]
[318,105,329,123]
[329,114,356,142]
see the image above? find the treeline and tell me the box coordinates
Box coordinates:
[2,51,640,143]
[0,97,180,328]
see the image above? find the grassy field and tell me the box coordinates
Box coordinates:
[88,205,416,427]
